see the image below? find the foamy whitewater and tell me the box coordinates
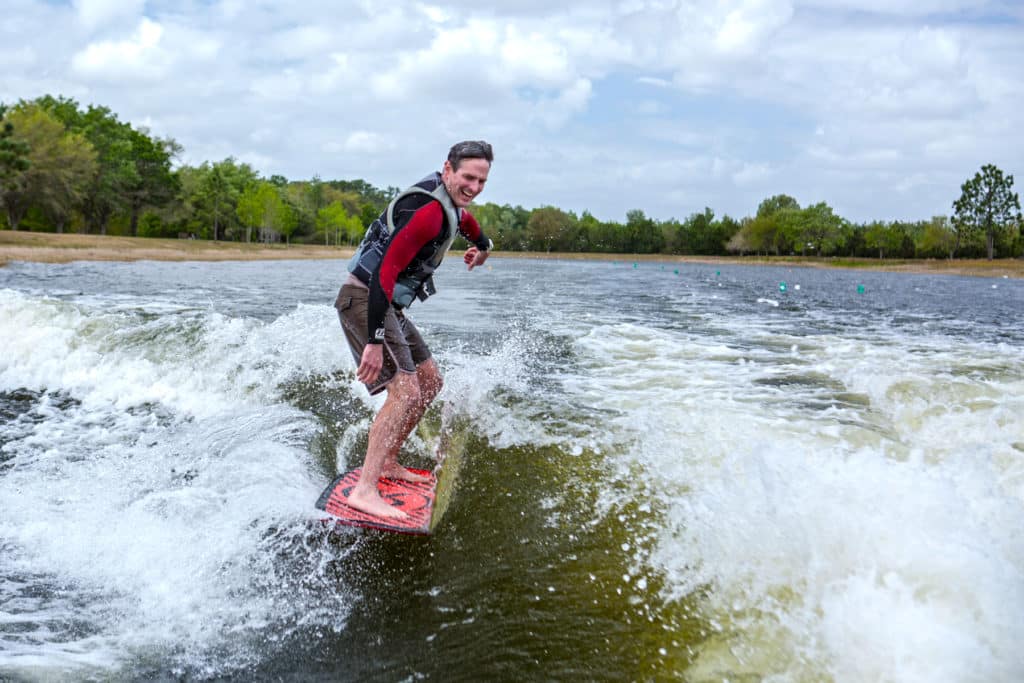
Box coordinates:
[1,258,1022,682]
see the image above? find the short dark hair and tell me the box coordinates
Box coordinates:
[447,140,493,170]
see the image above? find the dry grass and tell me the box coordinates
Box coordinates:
[2,231,1022,278]
[0,231,353,266]
[498,251,1024,279]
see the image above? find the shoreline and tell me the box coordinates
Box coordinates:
[2,231,1022,278]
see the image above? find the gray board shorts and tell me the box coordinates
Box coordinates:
[334,283,432,395]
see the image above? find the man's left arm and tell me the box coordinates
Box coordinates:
[458,210,492,270]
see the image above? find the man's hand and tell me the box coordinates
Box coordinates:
[464,246,489,271]
[357,343,383,384]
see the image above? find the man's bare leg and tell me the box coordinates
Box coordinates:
[381,359,443,483]
[346,372,422,519]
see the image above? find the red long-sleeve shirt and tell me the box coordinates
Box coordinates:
[366,200,486,340]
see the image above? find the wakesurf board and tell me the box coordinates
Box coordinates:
[316,467,437,535]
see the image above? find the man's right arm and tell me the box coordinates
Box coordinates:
[364,201,446,342]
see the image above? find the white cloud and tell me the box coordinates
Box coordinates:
[733,162,775,186]
[341,131,392,155]
[249,70,305,102]
[713,0,794,57]
[4,0,1022,223]
[0,47,36,69]
[530,78,593,129]
[71,18,168,81]
[73,0,144,31]
[267,25,335,61]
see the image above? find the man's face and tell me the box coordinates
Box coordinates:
[442,158,490,208]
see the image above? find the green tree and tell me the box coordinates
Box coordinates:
[527,206,576,252]
[743,194,802,255]
[757,194,800,218]
[916,216,957,259]
[0,105,97,232]
[198,163,231,240]
[328,179,397,212]
[0,106,32,225]
[306,175,325,216]
[125,128,180,236]
[358,203,378,228]
[237,182,270,243]
[184,158,258,240]
[237,181,282,242]
[797,202,844,256]
[863,221,907,259]
[317,201,363,246]
[624,209,663,253]
[277,200,299,245]
[24,97,145,235]
[682,208,737,255]
[952,164,1022,260]
[77,105,138,234]
[726,217,754,255]
[832,220,865,257]
[31,95,82,129]
[236,181,297,244]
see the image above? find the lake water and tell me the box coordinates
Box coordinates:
[1,256,1022,682]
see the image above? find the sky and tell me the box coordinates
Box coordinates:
[2,0,1022,223]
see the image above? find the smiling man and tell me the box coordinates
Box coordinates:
[334,140,494,519]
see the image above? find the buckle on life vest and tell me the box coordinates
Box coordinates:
[417,276,437,301]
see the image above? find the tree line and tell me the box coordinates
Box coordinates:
[2,95,1021,260]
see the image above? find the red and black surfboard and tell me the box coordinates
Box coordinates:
[315,468,437,535]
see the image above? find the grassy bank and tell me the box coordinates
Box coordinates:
[493,250,1024,278]
[2,231,1022,278]
[0,231,354,266]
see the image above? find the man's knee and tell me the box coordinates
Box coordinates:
[417,361,443,402]
[388,371,422,407]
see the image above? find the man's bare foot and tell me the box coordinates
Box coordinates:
[346,488,408,519]
[381,464,433,484]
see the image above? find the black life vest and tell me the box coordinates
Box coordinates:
[347,172,461,308]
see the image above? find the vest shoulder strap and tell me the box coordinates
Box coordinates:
[385,184,461,236]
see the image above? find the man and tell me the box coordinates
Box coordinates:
[334,140,494,520]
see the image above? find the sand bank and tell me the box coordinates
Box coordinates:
[2,231,1021,278]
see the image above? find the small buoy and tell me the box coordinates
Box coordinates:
[716,270,721,276]
[857,284,865,294]
[779,281,787,293]
[794,284,801,291]
[673,269,679,275]
[633,262,638,269]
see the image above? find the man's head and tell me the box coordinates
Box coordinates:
[442,140,492,208]
[447,140,493,170]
